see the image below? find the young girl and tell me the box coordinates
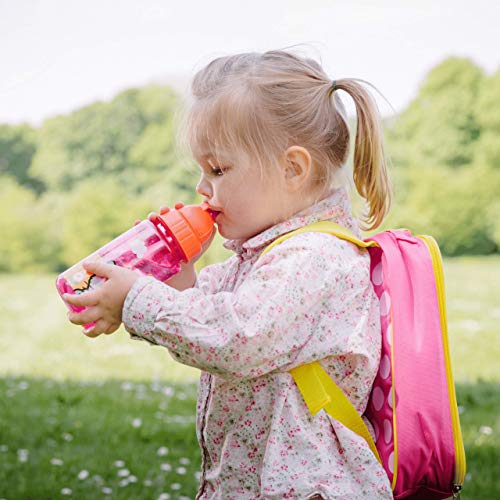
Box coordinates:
[65,49,394,499]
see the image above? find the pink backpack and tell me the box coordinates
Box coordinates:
[261,221,466,499]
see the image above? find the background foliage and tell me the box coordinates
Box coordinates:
[0,57,499,274]
[1,56,498,499]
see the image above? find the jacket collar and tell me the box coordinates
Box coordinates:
[223,187,362,259]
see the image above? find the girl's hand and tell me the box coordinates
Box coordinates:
[63,262,140,338]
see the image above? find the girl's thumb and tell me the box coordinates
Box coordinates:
[83,261,113,277]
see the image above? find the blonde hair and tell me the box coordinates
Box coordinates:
[180,48,392,230]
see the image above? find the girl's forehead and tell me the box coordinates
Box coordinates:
[195,148,238,165]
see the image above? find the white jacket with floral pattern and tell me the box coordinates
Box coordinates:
[122,187,393,499]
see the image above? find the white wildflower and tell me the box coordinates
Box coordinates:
[179,457,190,465]
[479,425,493,435]
[170,483,181,490]
[0,445,8,452]
[113,460,125,467]
[62,432,73,442]
[128,475,138,483]
[50,458,64,466]
[78,469,89,480]
[176,466,187,475]
[102,487,112,495]
[118,468,130,477]
[160,462,172,472]
[158,494,171,500]
[132,418,142,428]
[61,488,72,495]
[144,479,153,486]
[119,478,130,487]
[157,446,169,456]
[17,449,29,462]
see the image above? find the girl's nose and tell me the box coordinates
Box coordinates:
[196,176,212,199]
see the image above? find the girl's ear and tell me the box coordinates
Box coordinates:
[282,146,312,192]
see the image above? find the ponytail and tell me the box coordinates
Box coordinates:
[334,78,392,230]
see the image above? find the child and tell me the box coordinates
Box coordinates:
[65,49,394,499]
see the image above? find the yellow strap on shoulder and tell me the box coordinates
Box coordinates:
[260,220,381,464]
[260,220,377,259]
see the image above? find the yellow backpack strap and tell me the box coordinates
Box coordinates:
[290,362,381,463]
[259,220,377,259]
[259,220,381,464]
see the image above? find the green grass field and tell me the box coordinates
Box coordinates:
[1,256,499,498]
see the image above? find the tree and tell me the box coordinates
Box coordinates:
[382,165,498,255]
[58,176,156,266]
[386,57,483,169]
[0,176,61,272]
[0,124,43,193]
[474,69,500,168]
[29,85,184,193]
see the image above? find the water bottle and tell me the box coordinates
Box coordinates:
[56,202,217,328]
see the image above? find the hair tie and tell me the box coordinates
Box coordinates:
[331,80,337,92]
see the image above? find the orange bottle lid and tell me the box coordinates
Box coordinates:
[156,202,216,261]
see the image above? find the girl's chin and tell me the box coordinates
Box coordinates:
[218,227,260,242]
[217,222,243,241]
[216,217,264,241]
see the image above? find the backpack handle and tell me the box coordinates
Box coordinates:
[259,220,382,464]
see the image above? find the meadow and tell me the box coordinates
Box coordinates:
[0,256,499,498]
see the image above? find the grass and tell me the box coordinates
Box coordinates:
[443,255,500,382]
[0,377,498,499]
[0,376,200,499]
[0,255,499,498]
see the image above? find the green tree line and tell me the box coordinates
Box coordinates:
[0,57,499,273]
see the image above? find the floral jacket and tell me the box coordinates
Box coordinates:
[122,187,393,499]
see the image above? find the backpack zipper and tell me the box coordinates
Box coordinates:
[417,235,466,489]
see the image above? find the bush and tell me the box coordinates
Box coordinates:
[58,177,155,267]
[382,164,498,255]
[0,176,61,272]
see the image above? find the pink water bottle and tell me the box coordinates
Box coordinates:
[56,202,217,329]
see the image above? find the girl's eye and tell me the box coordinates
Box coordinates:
[209,166,225,176]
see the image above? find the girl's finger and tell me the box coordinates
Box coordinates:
[82,327,100,338]
[104,321,121,335]
[82,261,115,278]
[83,318,109,338]
[63,291,99,308]
[67,306,101,326]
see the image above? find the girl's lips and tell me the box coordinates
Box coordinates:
[201,202,221,221]
[207,208,221,221]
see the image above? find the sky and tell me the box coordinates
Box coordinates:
[1,0,498,126]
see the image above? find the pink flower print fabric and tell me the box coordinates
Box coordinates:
[122,187,393,499]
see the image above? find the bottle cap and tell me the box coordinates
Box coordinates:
[153,202,216,261]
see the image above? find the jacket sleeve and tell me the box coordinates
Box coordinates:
[193,255,238,295]
[122,233,377,380]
